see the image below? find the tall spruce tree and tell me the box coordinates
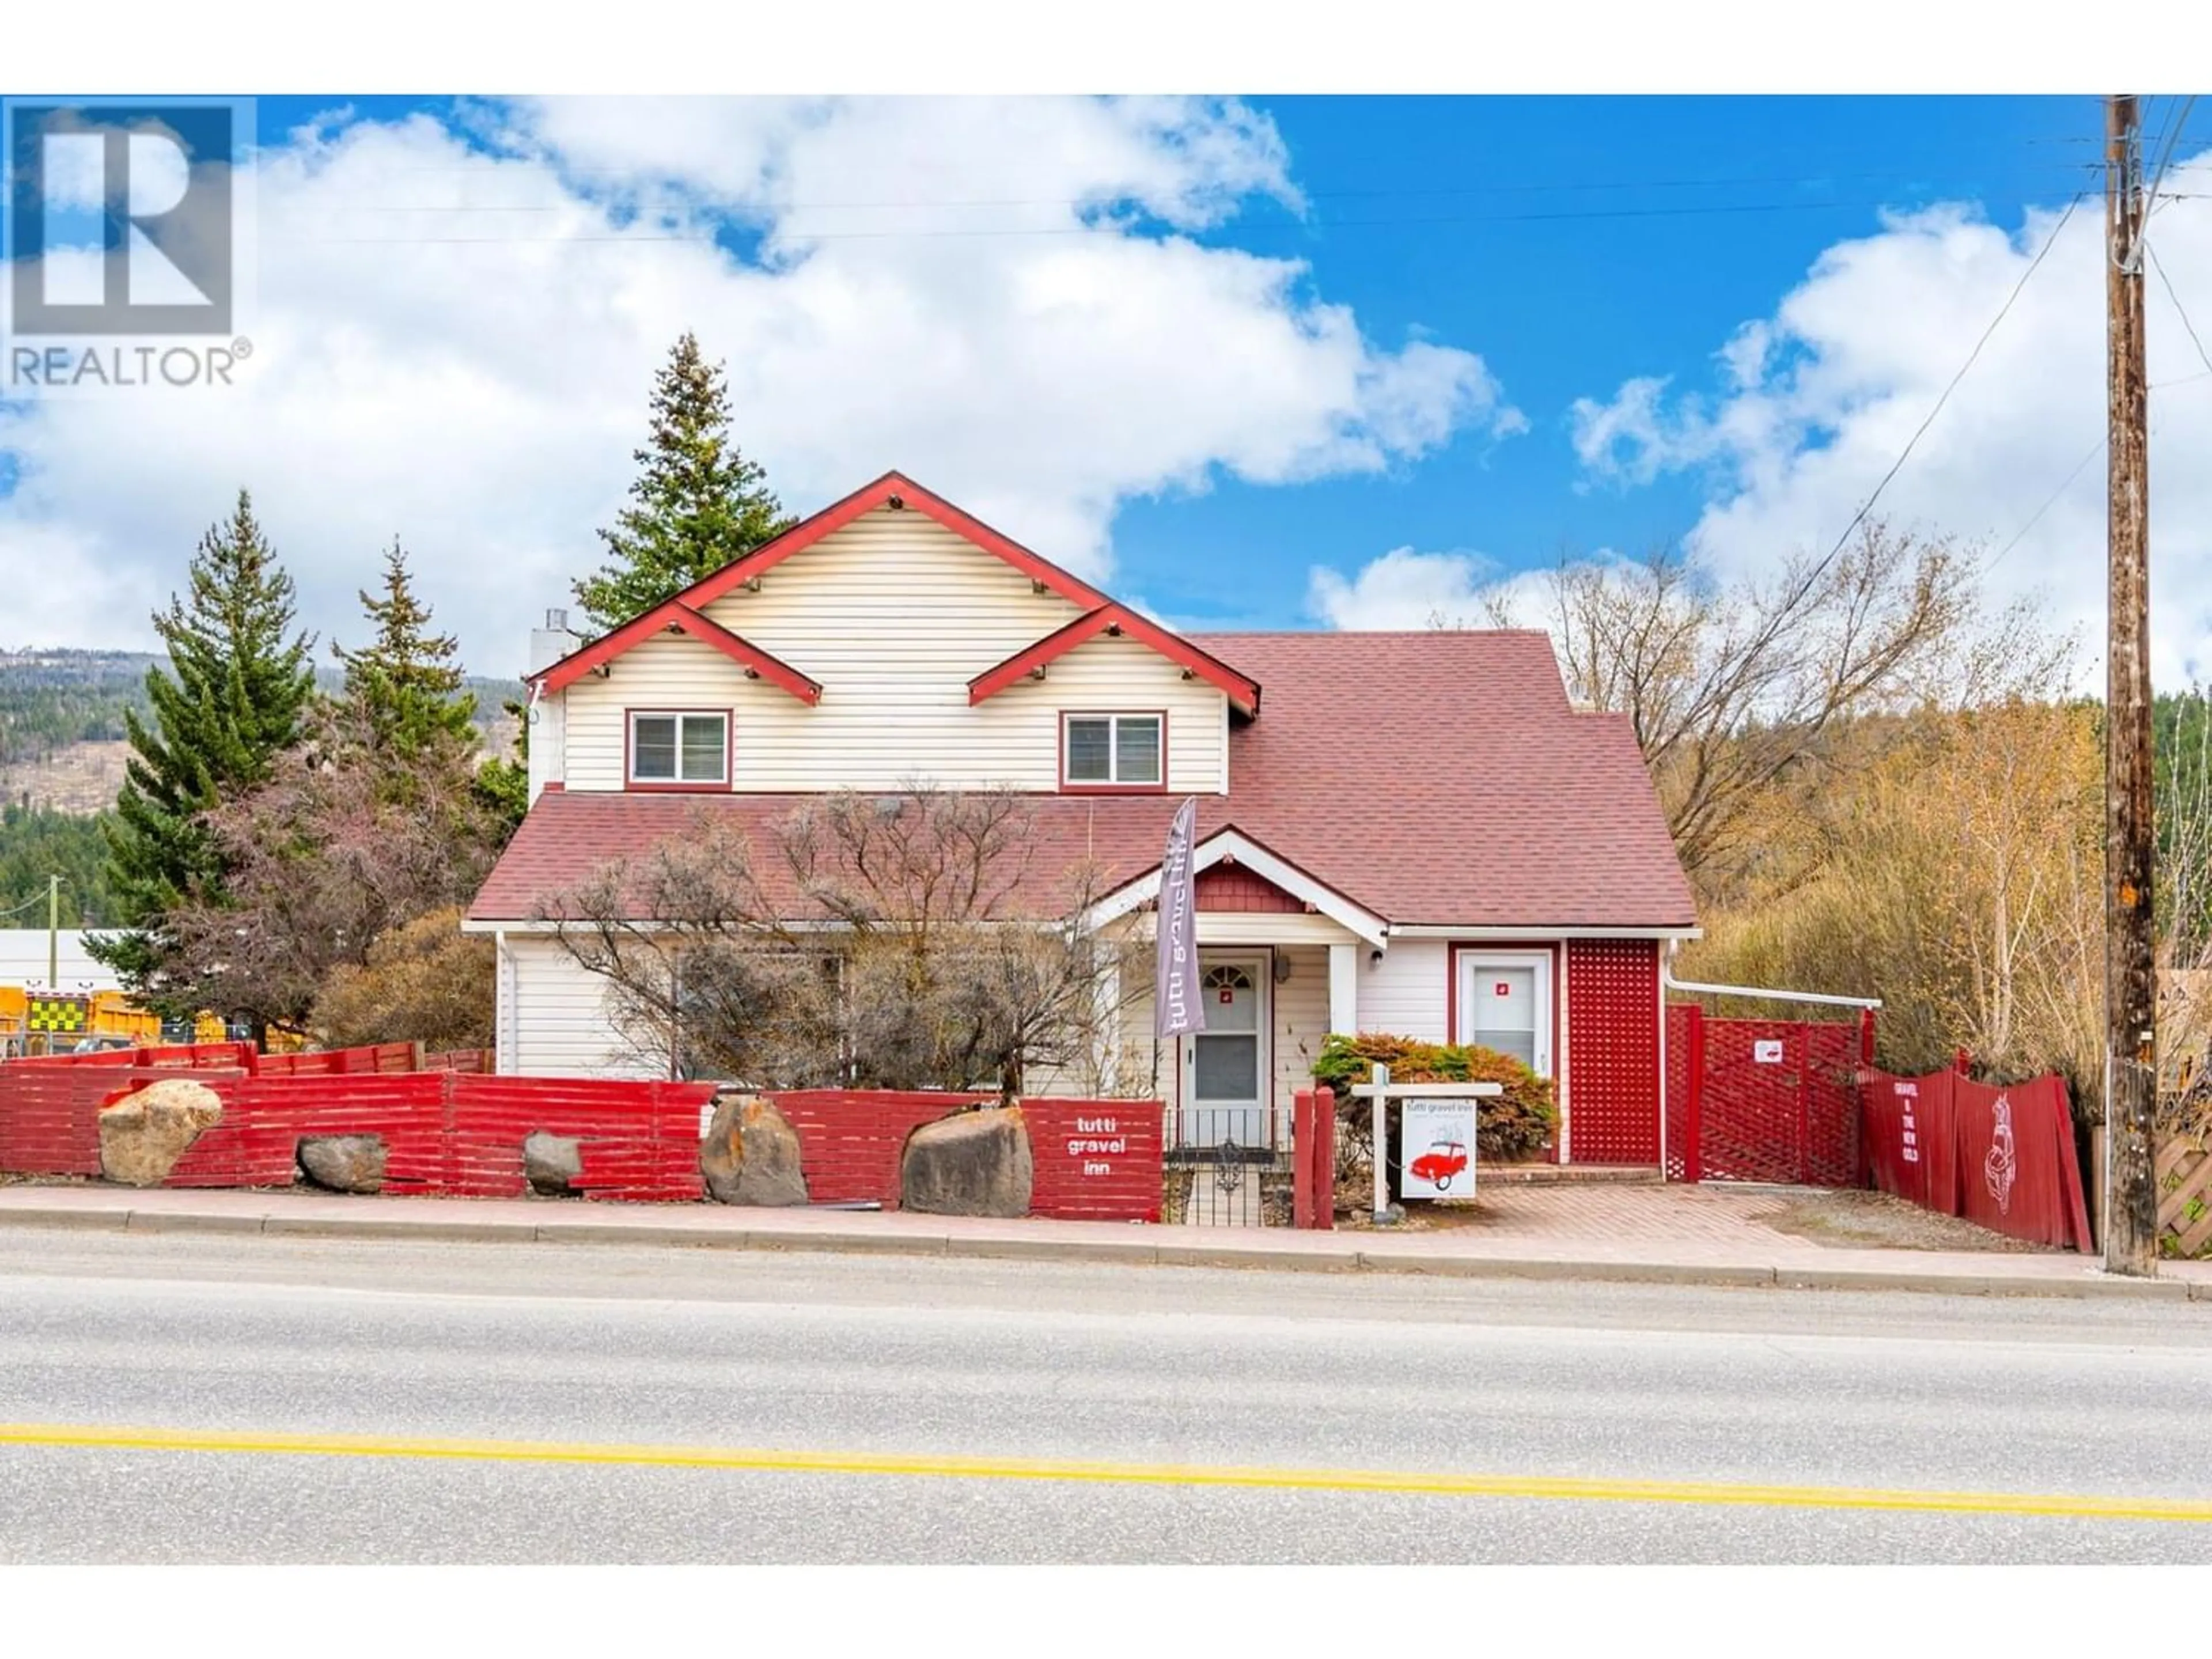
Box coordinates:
[573,331,794,631]
[332,540,476,767]
[93,490,317,995]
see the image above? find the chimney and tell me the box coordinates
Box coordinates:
[528,606,575,677]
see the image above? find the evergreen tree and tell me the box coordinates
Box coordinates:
[472,694,531,837]
[573,331,794,631]
[92,490,316,995]
[332,540,476,767]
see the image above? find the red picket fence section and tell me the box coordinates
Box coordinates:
[446,1075,713,1202]
[0,1048,1165,1221]
[1026,1097,1163,1222]
[6,1041,259,1073]
[256,1043,423,1078]
[1664,1004,1873,1186]
[765,1089,993,1207]
[1862,1065,2092,1251]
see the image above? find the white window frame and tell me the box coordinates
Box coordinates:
[628,710,729,787]
[1452,948,1555,1080]
[1062,711,1164,789]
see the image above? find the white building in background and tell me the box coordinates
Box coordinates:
[0,929,120,993]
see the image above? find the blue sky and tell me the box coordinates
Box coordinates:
[5,94,2207,682]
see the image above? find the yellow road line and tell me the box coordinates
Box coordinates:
[0,1421,2202,1524]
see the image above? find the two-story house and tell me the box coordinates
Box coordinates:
[464,471,1699,1167]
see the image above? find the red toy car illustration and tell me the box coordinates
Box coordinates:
[1409,1139,1469,1190]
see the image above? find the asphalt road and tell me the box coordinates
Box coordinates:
[2,1227,2210,1564]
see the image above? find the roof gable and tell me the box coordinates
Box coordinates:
[968,603,1261,715]
[537,601,821,702]
[530,472,1262,710]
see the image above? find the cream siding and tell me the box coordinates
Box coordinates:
[556,508,1229,794]
[503,934,659,1079]
[1271,944,1331,1128]
[1359,940,1449,1042]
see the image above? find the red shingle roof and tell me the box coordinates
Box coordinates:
[468,629,1695,931]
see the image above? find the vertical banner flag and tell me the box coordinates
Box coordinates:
[1154,797,1206,1039]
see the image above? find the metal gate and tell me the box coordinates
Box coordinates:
[1665,1003,1873,1186]
[1164,1104,1294,1226]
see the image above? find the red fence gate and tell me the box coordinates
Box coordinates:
[1665,1003,1874,1186]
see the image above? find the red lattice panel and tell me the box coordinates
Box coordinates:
[1695,1017,1861,1187]
[1564,939,1661,1165]
[1664,1002,1695,1181]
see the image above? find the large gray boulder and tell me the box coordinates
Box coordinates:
[900,1105,1032,1218]
[699,1094,808,1207]
[99,1078,224,1188]
[298,1135,387,1195]
[524,1130,584,1196]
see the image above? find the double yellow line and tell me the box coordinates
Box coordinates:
[2,1421,2203,1524]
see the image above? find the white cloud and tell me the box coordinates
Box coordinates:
[1566,165,2212,688]
[1308,543,1565,632]
[0,97,1510,672]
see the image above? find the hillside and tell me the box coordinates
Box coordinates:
[0,648,523,816]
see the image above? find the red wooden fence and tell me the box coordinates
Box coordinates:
[1861,1065,2092,1252]
[0,1054,1162,1220]
[1027,1098,1164,1223]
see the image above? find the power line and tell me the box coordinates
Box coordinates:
[1811,192,2085,573]
[1985,436,2105,573]
[2148,237,2212,378]
[351,157,2099,213]
[1982,367,2212,575]
[267,191,2090,247]
[2145,94,2198,215]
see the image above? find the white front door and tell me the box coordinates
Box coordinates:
[1455,951,1554,1078]
[1179,955,1268,1148]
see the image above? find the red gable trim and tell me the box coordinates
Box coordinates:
[681,471,1114,615]
[968,604,1261,715]
[537,602,822,704]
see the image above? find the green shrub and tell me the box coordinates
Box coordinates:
[1312,1032,1556,1165]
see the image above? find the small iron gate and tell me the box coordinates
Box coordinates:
[1164,1105,1295,1226]
[1665,1002,1874,1186]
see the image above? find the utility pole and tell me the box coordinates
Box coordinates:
[2104,93,2158,1276]
[46,874,59,990]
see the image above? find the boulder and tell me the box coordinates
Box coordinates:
[699,1094,808,1207]
[98,1077,224,1188]
[900,1105,1032,1218]
[523,1130,584,1197]
[297,1135,388,1195]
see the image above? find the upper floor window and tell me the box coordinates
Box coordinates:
[1063,712,1162,790]
[630,711,729,787]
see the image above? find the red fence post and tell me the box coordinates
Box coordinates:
[1857,1007,1878,1188]
[1683,1005,1705,1184]
[1311,1086,1330,1229]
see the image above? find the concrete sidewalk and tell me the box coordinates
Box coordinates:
[2,1182,2207,1301]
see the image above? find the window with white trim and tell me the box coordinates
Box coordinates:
[1063,713,1162,787]
[629,711,728,785]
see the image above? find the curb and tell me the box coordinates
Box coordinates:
[0,1202,2202,1302]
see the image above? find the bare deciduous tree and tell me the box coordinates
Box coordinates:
[1478,521,2072,884]
[544,787,1150,1095]
[163,700,506,1036]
